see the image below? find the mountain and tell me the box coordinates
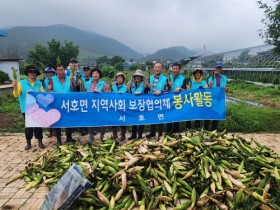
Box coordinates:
[146,46,197,62]
[0,24,143,62]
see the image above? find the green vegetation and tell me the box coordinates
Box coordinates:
[258,0,280,54]
[220,103,280,132]
[224,71,280,84]
[0,92,24,132]
[0,70,10,84]
[28,39,79,68]
[227,80,280,105]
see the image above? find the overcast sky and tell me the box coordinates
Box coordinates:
[1,0,267,54]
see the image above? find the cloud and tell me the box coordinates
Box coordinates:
[1,0,265,54]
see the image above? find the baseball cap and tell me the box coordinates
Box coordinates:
[83,65,91,70]
[215,61,223,68]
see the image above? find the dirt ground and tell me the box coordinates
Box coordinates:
[232,133,280,152]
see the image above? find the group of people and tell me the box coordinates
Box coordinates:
[13,58,228,150]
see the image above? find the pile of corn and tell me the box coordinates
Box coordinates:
[13,130,280,209]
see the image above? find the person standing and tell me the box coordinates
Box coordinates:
[111,72,127,141]
[78,65,93,136]
[146,63,169,139]
[42,67,56,137]
[81,65,93,92]
[166,63,189,134]
[65,58,84,92]
[87,68,110,143]
[204,61,228,131]
[127,70,146,140]
[188,68,208,129]
[48,64,76,145]
[13,65,45,150]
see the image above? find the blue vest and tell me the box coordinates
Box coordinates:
[190,79,207,89]
[19,79,42,113]
[149,74,167,93]
[207,74,228,87]
[88,80,106,92]
[170,74,185,92]
[52,75,72,93]
[112,83,127,93]
[43,78,51,91]
[82,77,93,92]
[131,82,145,94]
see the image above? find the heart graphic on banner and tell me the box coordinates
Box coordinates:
[36,94,54,107]
[26,103,39,115]
[30,108,61,127]
[26,94,36,108]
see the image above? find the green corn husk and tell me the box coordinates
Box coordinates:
[12,67,18,82]
[11,130,280,209]
[70,67,75,78]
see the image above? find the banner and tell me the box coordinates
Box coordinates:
[25,88,226,128]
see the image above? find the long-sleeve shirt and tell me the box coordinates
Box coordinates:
[13,79,44,97]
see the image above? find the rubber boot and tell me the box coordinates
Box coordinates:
[138,131,143,139]
[25,139,31,150]
[56,138,62,146]
[146,124,156,138]
[128,125,137,140]
[47,128,53,138]
[38,139,46,149]
[120,127,126,141]
[111,127,118,140]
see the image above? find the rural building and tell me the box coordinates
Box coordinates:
[0,58,21,83]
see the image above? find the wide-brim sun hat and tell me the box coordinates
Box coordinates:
[24,65,40,76]
[115,72,125,80]
[133,69,144,77]
[193,68,203,75]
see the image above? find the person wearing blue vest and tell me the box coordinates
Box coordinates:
[48,64,76,145]
[65,58,84,92]
[204,61,228,131]
[146,63,169,140]
[77,65,93,136]
[166,63,189,134]
[87,68,110,143]
[127,70,146,140]
[111,72,128,141]
[188,68,208,129]
[81,65,93,92]
[13,65,45,150]
[42,67,56,138]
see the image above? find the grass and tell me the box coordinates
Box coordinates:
[227,80,280,106]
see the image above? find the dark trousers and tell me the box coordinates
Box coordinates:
[186,121,192,129]
[150,124,164,135]
[131,125,144,135]
[194,120,201,128]
[22,113,43,140]
[55,128,73,140]
[166,122,180,134]
[204,120,219,131]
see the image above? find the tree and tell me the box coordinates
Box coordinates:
[96,56,110,67]
[28,39,79,68]
[114,62,124,71]
[258,0,280,54]
[110,56,125,66]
